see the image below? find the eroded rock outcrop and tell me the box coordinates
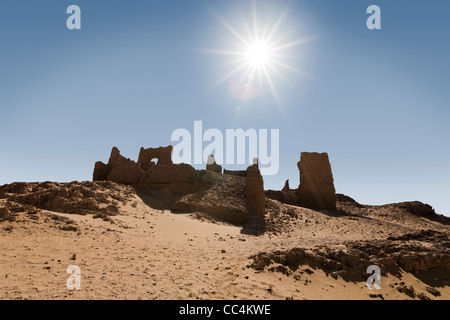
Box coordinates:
[0,181,137,216]
[296,152,337,210]
[387,202,450,225]
[171,173,250,224]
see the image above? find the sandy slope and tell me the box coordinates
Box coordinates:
[0,183,449,300]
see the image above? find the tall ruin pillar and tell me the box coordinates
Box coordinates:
[245,159,265,217]
[296,152,337,210]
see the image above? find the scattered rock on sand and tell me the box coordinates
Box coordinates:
[0,181,137,216]
[416,292,431,300]
[426,286,441,297]
[249,230,450,279]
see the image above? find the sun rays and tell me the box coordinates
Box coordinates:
[203,2,315,107]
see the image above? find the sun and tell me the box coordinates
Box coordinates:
[203,2,315,106]
[245,42,271,68]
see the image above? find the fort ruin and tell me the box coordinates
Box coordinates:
[93,146,337,224]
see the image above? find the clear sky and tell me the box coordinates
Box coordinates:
[1,0,449,216]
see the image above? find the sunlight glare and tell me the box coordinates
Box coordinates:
[204,2,315,107]
[246,42,271,67]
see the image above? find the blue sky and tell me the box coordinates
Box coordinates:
[1,0,449,216]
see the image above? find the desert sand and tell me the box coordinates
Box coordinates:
[0,180,448,300]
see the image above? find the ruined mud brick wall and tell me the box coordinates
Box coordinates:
[138,163,197,195]
[93,147,144,183]
[138,146,173,170]
[93,146,197,195]
[245,163,265,217]
[223,169,247,177]
[94,146,267,217]
[296,152,337,210]
[206,155,222,174]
